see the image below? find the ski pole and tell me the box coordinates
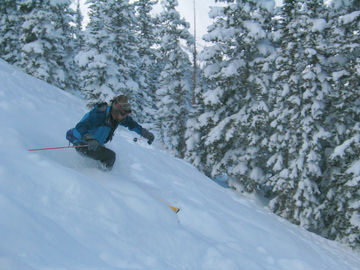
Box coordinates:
[28,145,87,151]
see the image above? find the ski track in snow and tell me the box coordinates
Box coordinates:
[0,59,360,269]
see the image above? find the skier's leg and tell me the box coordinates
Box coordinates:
[75,144,116,170]
[96,147,116,170]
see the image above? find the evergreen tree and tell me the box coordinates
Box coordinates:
[0,0,21,63]
[74,0,85,50]
[266,0,332,230]
[197,0,274,190]
[18,0,76,90]
[226,1,276,193]
[319,0,360,249]
[133,0,160,123]
[184,70,208,170]
[193,2,230,176]
[76,0,114,105]
[107,0,140,108]
[76,0,139,107]
[266,0,304,221]
[156,0,194,158]
[67,0,85,93]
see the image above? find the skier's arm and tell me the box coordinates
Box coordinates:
[120,116,143,136]
[121,116,154,144]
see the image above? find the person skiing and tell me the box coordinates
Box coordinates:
[66,95,154,170]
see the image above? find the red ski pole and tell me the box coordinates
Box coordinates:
[28,145,87,151]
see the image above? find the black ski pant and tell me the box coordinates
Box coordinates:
[75,143,116,170]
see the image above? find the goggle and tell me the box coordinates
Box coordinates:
[113,102,131,117]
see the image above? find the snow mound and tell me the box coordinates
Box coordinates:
[0,59,359,269]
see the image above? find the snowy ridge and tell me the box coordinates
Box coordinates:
[0,59,359,270]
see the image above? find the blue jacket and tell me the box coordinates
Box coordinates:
[66,103,143,145]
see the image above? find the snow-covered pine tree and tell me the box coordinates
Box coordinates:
[192,3,231,176]
[133,0,160,123]
[266,0,303,220]
[226,1,277,193]
[74,0,85,50]
[156,0,194,158]
[318,0,360,250]
[76,0,117,105]
[292,0,333,231]
[266,0,332,230]
[106,0,140,110]
[197,0,273,190]
[184,70,207,171]
[18,0,76,90]
[66,0,84,93]
[76,0,139,107]
[0,0,21,64]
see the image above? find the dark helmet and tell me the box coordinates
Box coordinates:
[111,95,132,115]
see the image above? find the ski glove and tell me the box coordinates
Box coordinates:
[141,129,155,145]
[83,134,100,151]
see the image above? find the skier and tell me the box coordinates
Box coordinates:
[66,95,154,170]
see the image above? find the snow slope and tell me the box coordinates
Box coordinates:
[0,59,359,270]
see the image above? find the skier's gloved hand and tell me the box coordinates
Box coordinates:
[83,134,100,151]
[141,129,155,145]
